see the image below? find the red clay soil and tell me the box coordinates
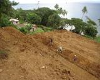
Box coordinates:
[0,27,100,80]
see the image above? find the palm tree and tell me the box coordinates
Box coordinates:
[54,4,67,16]
[62,10,67,16]
[37,1,40,9]
[98,19,100,26]
[86,16,96,25]
[82,6,88,19]
[54,4,59,10]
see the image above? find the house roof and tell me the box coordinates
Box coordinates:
[9,19,19,22]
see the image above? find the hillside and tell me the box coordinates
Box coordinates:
[0,27,100,80]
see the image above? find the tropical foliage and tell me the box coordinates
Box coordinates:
[0,0,98,39]
[0,0,18,27]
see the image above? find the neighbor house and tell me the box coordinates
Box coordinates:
[9,18,19,25]
[61,24,75,31]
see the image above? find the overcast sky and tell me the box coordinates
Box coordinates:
[10,0,100,4]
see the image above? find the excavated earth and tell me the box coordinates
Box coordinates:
[0,27,100,80]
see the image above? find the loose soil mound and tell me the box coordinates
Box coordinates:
[0,27,100,80]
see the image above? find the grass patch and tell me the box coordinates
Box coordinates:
[84,35,94,39]
[18,24,54,34]
[84,35,100,43]
[38,25,54,32]
[95,36,100,43]
[0,50,8,59]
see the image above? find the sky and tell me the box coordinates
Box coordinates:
[10,0,100,4]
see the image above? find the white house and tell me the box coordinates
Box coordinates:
[62,24,75,31]
[9,18,19,25]
[60,24,85,35]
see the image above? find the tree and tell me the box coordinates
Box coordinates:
[82,6,88,19]
[0,14,12,27]
[98,19,100,26]
[60,18,67,27]
[35,7,56,26]
[26,13,41,24]
[86,16,96,25]
[54,4,59,10]
[0,0,18,27]
[0,0,18,16]
[70,18,86,34]
[62,10,67,16]
[54,4,67,16]
[85,25,98,38]
[15,8,27,22]
[84,16,98,38]
[47,13,61,29]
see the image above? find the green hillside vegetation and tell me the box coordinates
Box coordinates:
[95,36,100,43]
[0,0,100,43]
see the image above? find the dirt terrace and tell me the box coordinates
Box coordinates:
[0,27,100,80]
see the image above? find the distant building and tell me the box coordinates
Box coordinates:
[9,18,19,25]
[63,24,75,31]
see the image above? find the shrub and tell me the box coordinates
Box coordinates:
[0,14,12,27]
[85,26,98,38]
[18,27,28,34]
[0,50,8,59]
[95,36,100,43]
[84,35,94,39]
[43,27,53,32]
[38,25,53,32]
[18,24,32,34]
[25,24,32,31]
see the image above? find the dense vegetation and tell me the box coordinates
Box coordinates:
[0,0,18,27]
[0,0,99,42]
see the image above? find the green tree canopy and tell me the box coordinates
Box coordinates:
[85,25,98,38]
[35,7,56,26]
[86,16,97,25]
[85,16,98,38]
[70,18,86,34]
[47,13,61,29]
[0,14,12,27]
[0,0,18,16]
[26,13,41,24]
[0,0,18,27]
[15,8,28,22]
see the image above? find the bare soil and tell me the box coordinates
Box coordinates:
[0,27,100,80]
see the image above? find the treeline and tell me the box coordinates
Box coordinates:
[65,18,98,38]
[0,0,98,38]
[11,4,67,29]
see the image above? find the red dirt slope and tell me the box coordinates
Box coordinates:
[0,27,100,80]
